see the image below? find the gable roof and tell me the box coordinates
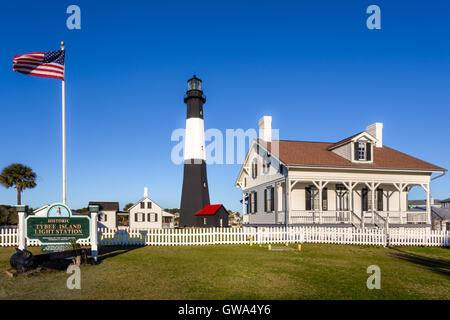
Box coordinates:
[126,196,166,212]
[194,204,227,216]
[327,132,375,150]
[88,201,119,211]
[257,139,445,171]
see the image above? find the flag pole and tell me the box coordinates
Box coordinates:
[61,41,66,205]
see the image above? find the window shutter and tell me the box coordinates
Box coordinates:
[322,188,328,211]
[377,189,383,211]
[271,187,275,211]
[354,142,359,160]
[246,195,250,214]
[362,188,368,211]
[105,214,107,222]
[135,213,138,222]
[254,192,257,212]
[154,213,158,222]
[367,143,372,161]
[305,187,312,210]
[147,213,151,222]
[264,189,267,212]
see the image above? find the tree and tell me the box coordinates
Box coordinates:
[0,163,37,205]
[123,203,134,211]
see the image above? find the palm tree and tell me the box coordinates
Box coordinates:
[0,163,37,205]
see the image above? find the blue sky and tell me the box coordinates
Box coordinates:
[0,0,449,212]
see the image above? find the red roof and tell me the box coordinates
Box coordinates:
[194,204,224,216]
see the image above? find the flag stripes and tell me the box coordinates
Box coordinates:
[13,50,65,80]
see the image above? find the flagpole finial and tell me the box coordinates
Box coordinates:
[60,41,65,50]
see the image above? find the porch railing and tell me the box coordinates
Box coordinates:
[260,210,429,226]
[373,211,428,224]
[289,210,353,225]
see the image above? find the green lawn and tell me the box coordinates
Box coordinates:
[0,244,448,299]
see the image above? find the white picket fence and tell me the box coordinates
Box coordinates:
[1,226,449,248]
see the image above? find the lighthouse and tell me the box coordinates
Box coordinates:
[179,75,211,227]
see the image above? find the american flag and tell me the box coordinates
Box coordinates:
[13,50,65,80]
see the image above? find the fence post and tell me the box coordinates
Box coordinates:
[15,205,28,250]
[89,205,99,261]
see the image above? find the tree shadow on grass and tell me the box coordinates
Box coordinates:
[388,247,450,278]
[97,245,141,263]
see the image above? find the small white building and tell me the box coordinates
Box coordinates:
[88,201,119,229]
[235,116,447,229]
[128,188,175,229]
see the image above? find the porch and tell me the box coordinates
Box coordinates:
[281,210,428,227]
[243,178,432,228]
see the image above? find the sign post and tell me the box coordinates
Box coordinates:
[89,205,99,261]
[15,205,28,250]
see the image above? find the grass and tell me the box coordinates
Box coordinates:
[0,244,448,300]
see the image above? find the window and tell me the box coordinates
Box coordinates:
[264,187,274,212]
[263,160,270,174]
[203,217,207,225]
[140,202,145,209]
[244,178,247,187]
[251,159,258,179]
[147,213,158,222]
[220,218,223,227]
[305,187,328,211]
[135,212,145,222]
[336,184,349,211]
[250,192,258,213]
[147,202,152,209]
[358,142,366,160]
[362,188,383,211]
[354,141,372,161]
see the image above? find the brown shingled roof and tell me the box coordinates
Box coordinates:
[258,139,445,171]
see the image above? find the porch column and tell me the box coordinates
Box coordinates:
[393,183,408,224]
[385,189,395,230]
[421,183,432,225]
[274,183,278,224]
[312,181,329,224]
[365,181,381,225]
[286,178,291,226]
[343,182,357,226]
[288,179,300,226]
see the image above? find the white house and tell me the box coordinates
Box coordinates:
[235,116,447,229]
[88,201,119,229]
[128,188,175,229]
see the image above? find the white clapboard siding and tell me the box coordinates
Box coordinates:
[0,225,449,248]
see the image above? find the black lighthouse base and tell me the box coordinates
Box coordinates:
[179,160,210,227]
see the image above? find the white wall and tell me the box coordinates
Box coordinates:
[129,197,166,229]
[98,210,117,229]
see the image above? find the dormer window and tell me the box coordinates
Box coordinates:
[358,142,366,160]
[354,141,372,161]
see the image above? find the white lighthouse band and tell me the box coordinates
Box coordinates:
[184,117,206,162]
